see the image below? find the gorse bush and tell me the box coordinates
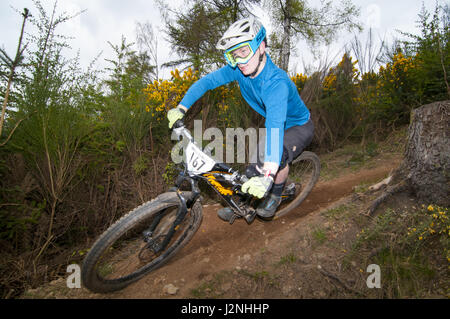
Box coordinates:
[375,52,418,123]
[144,68,199,120]
[290,73,308,94]
[409,205,450,263]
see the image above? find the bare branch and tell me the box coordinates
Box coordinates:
[0,111,37,147]
[291,15,350,28]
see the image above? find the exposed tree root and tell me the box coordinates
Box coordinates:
[317,266,365,296]
[367,179,409,216]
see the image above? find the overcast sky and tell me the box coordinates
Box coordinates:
[0,0,442,79]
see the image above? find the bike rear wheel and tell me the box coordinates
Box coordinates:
[81,192,202,293]
[275,151,320,218]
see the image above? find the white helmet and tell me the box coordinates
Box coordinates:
[216,17,264,50]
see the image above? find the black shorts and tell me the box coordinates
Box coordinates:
[249,119,314,170]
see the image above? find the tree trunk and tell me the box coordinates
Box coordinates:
[280,1,292,72]
[400,100,449,206]
[0,8,30,138]
[368,100,449,214]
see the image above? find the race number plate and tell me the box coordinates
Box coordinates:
[185,142,216,174]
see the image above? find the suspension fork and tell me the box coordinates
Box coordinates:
[153,191,188,253]
[142,210,166,240]
[145,175,200,253]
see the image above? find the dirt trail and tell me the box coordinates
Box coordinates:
[25,157,402,299]
[100,160,400,299]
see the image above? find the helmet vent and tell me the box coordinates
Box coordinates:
[216,17,264,51]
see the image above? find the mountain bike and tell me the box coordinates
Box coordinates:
[81,120,320,293]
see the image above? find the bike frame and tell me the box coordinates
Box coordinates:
[172,121,260,224]
[170,120,296,226]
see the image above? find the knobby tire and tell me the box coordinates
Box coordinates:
[275,151,320,218]
[81,191,202,293]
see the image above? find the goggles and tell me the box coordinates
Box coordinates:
[224,42,254,67]
[224,27,266,68]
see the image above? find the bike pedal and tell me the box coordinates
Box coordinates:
[284,183,296,193]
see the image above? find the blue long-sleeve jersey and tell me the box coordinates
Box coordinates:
[180,54,310,166]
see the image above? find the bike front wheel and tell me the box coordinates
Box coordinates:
[275,151,320,218]
[81,191,202,293]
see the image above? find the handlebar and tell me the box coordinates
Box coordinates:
[170,118,249,184]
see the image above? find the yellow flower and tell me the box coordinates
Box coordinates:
[428,205,434,211]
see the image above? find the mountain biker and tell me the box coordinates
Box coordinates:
[167,16,314,220]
